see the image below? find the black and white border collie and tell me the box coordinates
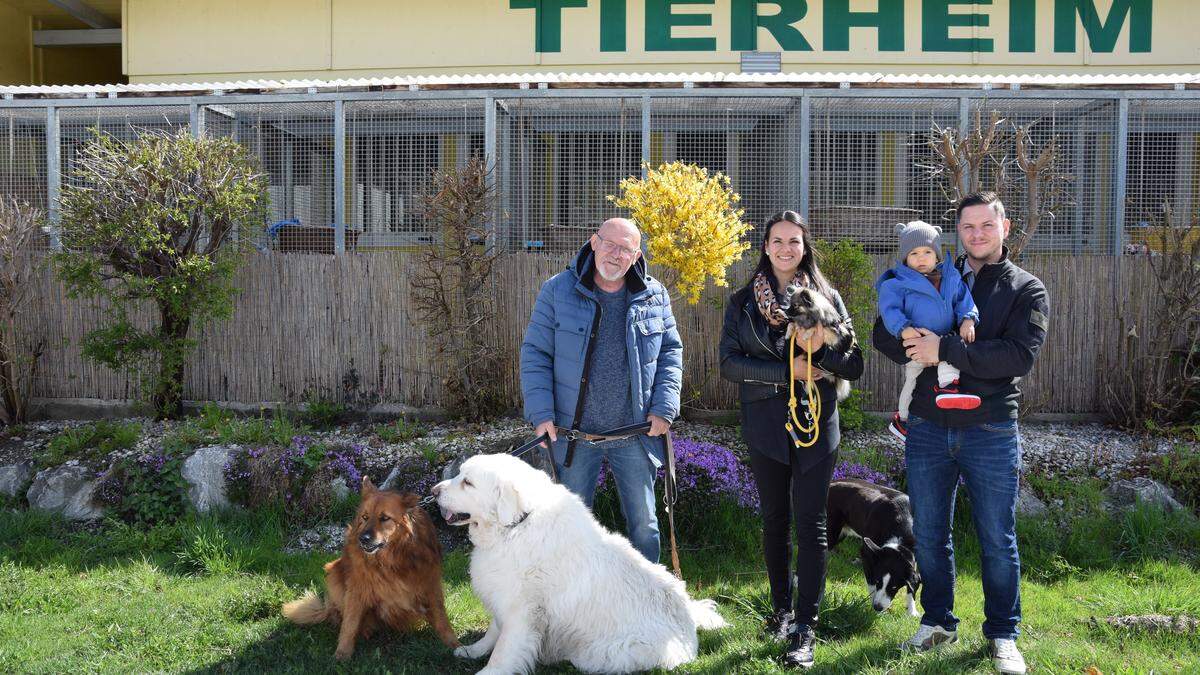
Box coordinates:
[827,479,921,616]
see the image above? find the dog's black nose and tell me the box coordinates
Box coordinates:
[359,531,374,545]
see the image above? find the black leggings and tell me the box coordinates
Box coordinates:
[747,447,839,628]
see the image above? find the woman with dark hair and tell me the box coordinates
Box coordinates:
[719,210,864,668]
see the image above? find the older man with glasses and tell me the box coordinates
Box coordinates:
[519,217,683,562]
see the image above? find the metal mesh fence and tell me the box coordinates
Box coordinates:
[202,102,335,253]
[0,108,48,248]
[650,97,800,247]
[809,97,959,253]
[496,97,642,253]
[59,105,191,187]
[4,91,1200,258]
[968,97,1118,254]
[56,105,191,251]
[1126,100,1200,251]
[346,99,485,251]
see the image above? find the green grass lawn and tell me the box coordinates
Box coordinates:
[1,501,1198,674]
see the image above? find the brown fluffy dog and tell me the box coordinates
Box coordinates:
[282,476,459,660]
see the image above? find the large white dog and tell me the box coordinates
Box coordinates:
[432,453,727,675]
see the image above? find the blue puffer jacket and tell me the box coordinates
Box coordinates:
[520,242,683,465]
[876,257,979,337]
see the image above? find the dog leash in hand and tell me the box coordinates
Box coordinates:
[510,421,684,580]
[509,421,653,461]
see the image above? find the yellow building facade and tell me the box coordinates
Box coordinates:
[120,0,1194,83]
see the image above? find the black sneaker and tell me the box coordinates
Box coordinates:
[783,624,816,669]
[764,608,793,641]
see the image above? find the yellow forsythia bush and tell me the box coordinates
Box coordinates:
[607,162,752,304]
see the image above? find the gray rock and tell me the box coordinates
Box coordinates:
[1016,485,1049,518]
[0,461,34,498]
[328,477,351,502]
[285,523,347,555]
[1102,477,1184,514]
[1101,614,1199,634]
[182,446,233,513]
[440,455,469,482]
[27,465,104,520]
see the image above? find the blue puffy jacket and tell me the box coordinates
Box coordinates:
[520,242,683,465]
[876,257,979,337]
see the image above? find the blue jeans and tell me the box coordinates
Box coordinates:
[905,415,1023,640]
[554,438,661,563]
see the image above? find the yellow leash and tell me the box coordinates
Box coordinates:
[785,331,821,448]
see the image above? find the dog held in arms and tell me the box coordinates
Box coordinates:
[281,476,460,660]
[783,286,853,401]
[827,479,921,616]
[433,453,727,675]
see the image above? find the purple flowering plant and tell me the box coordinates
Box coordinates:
[223,436,369,518]
[95,448,188,525]
[831,460,894,488]
[593,437,760,515]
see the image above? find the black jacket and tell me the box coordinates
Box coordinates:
[720,285,865,407]
[872,248,1049,427]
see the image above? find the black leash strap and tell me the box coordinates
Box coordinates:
[563,421,653,467]
[662,430,682,579]
[509,432,558,483]
[510,432,552,459]
[510,422,683,579]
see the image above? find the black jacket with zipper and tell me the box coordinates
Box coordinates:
[719,286,865,408]
[872,248,1049,427]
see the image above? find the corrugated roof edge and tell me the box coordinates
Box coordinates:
[3,71,1200,98]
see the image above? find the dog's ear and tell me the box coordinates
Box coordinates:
[907,573,921,594]
[494,479,526,527]
[361,475,376,498]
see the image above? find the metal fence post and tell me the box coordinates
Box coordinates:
[333,99,346,255]
[484,96,498,249]
[951,96,972,259]
[1113,96,1129,256]
[798,94,811,220]
[46,105,61,250]
[641,95,651,179]
[189,103,202,138]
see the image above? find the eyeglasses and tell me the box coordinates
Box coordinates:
[595,235,639,259]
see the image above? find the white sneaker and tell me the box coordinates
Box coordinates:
[990,638,1027,674]
[900,624,958,652]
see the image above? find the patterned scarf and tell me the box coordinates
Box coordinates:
[752,271,809,328]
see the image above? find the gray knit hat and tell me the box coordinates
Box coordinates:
[895,220,943,262]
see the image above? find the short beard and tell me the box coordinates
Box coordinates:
[596,261,626,282]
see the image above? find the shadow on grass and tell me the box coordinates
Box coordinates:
[181,623,479,675]
[0,507,362,588]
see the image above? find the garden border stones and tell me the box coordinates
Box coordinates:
[181,446,234,513]
[0,461,34,499]
[27,464,104,520]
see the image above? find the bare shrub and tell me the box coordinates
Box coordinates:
[0,197,46,424]
[409,157,509,421]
